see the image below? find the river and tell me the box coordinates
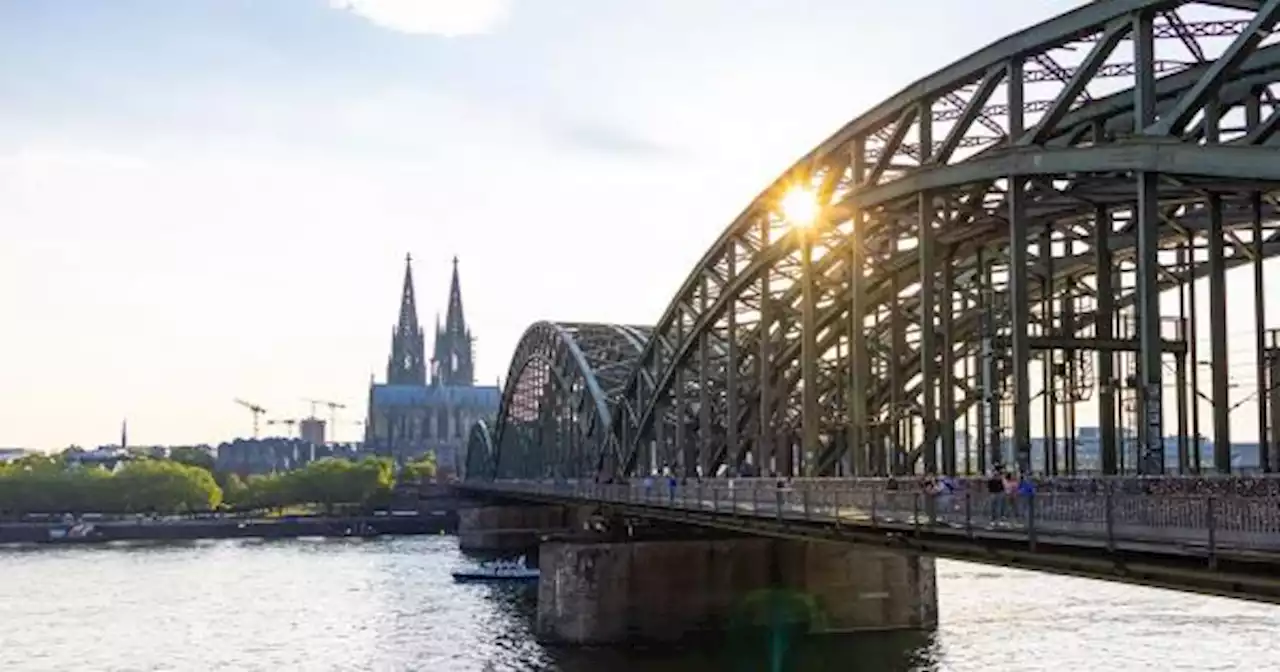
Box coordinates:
[0,536,1276,671]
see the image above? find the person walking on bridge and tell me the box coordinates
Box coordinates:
[936,474,957,521]
[923,475,940,524]
[1003,472,1020,519]
[986,469,1004,523]
[1016,473,1037,525]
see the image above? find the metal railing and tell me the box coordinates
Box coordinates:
[464,479,1280,561]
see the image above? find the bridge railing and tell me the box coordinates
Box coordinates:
[465,479,1280,559]
[607,475,1280,497]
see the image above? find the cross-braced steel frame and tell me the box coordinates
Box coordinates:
[472,0,1280,483]
[468,321,652,479]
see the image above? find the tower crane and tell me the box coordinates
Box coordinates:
[303,398,348,441]
[266,418,300,438]
[234,399,268,438]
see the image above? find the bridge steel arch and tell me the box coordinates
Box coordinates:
[609,0,1280,482]
[467,321,651,481]
[463,419,496,480]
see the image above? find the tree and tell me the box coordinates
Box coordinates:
[168,446,216,473]
[400,453,438,482]
[289,458,358,512]
[222,473,248,508]
[12,453,64,473]
[283,457,395,512]
[0,455,403,517]
[112,460,223,513]
[0,458,222,516]
[239,474,290,511]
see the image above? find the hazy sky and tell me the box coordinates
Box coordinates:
[10,0,1267,451]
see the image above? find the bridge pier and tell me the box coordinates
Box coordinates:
[457,504,574,552]
[535,537,936,645]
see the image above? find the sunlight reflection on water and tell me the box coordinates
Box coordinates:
[0,537,1275,671]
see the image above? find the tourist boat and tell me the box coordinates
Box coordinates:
[46,522,97,543]
[451,556,540,583]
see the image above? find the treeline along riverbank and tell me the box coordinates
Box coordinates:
[0,450,459,544]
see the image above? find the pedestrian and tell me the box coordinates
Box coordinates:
[986,469,1004,522]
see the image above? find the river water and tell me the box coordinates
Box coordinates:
[0,536,1276,671]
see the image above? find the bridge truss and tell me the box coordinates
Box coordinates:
[473,0,1280,482]
[467,322,652,479]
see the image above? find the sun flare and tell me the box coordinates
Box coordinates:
[780,186,819,227]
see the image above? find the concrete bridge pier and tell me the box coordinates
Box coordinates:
[457,504,575,553]
[535,537,937,645]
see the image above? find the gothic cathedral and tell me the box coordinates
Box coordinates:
[364,255,500,474]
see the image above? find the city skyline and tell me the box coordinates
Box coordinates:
[5,0,1278,451]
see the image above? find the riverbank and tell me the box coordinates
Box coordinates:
[0,511,458,544]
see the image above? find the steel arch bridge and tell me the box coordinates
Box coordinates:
[466,321,652,479]
[470,0,1280,483]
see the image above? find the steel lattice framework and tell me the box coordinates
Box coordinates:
[472,0,1280,483]
[467,322,652,479]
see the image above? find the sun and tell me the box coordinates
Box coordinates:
[780,185,819,227]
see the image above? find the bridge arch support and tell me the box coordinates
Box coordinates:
[463,419,496,479]
[466,321,651,481]
[609,0,1280,480]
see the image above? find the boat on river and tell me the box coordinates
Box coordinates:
[46,522,98,543]
[451,556,539,583]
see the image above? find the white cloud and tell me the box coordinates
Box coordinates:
[330,0,511,37]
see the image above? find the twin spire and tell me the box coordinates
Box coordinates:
[386,253,426,385]
[435,255,474,386]
[397,253,421,335]
[386,254,474,387]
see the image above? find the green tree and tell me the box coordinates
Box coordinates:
[283,457,395,512]
[13,453,64,473]
[289,458,356,512]
[112,460,223,513]
[221,472,248,508]
[0,455,411,517]
[240,473,289,511]
[400,453,438,482]
[0,458,222,516]
[168,446,216,473]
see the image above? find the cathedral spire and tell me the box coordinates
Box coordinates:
[445,255,465,339]
[397,253,420,335]
[433,255,475,386]
[386,253,427,385]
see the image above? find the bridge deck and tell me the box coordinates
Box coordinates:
[462,480,1280,604]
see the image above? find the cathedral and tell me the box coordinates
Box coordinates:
[364,255,500,474]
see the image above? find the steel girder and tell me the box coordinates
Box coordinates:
[463,419,496,479]
[469,321,652,480]
[610,0,1280,481]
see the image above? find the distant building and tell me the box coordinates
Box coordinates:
[364,255,500,473]
[65,447,134,470]
[0,448,30,463]
[298,418,326,445]
[214,438,361,475]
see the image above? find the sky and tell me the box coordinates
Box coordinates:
[7,0,1266,451]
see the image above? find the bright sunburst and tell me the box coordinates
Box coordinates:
[779,185,819,227]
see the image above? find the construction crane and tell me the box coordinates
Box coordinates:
[303,398,348,439]
[266,418,300,438]
[234,399,268,438]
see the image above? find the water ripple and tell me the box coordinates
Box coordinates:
[0,539,1276,671]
